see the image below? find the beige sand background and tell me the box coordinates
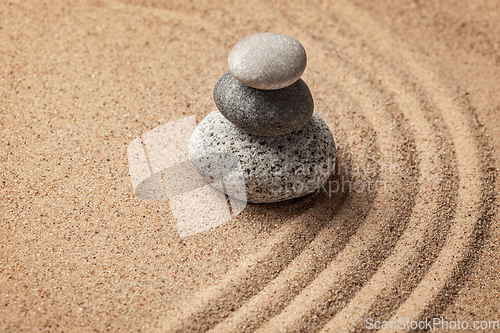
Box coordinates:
[1,0,499,331]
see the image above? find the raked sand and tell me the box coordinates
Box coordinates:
[1,0,499,331]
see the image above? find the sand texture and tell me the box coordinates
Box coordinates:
[1,0,499,332]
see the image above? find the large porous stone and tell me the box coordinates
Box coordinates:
[189,111,336,203]
[214,71,314,136]
[228,33,307,90]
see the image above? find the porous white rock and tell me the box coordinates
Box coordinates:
[189,111,336,203]
[228,33,307,90]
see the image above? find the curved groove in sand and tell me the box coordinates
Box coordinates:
[316,26,458,333]
[316,0,494,331]
[3,1,496,332]
[157,1,496,332]
[165,48,420,332]
[384,75,485,331]
[254,50,419,333]
[208,120,381,332]
[162,190,347,332]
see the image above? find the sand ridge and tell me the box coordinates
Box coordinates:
[1,0,499,332]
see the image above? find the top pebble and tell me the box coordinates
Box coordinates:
[228,33,307,90]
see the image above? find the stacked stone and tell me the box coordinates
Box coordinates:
[189,33,336,203]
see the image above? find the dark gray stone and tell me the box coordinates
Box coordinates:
[214,72,314,136]
[189,111,336,203]
[228,33,307,90]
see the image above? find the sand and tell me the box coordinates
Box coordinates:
[1,0,499,332]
